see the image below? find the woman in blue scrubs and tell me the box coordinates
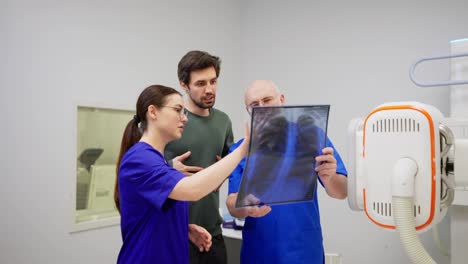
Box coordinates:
[114,85,248,264]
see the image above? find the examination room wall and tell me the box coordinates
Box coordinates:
[237,0,467,263]
[0,1,242,263]
[2,0,468,263]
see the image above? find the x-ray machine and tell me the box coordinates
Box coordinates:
[348,39,468,263]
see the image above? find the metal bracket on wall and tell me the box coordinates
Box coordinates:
[409,53,468,87]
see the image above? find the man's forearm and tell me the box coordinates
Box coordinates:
[325,173,348,199]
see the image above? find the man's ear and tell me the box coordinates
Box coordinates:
[279,94,285,105]
[180,81,189,93]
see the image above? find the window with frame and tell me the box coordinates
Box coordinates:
[75,106,133,225]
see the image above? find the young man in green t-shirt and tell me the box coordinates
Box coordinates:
[165,50,233,264]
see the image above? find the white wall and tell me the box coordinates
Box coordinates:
[0,1,240,263]
[1,0,467,263]
[238,0,467,263]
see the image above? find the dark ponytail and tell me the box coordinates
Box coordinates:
[114,119,141,212]
[114,85,181,212]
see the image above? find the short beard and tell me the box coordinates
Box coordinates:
[191,98,212,109]
[193,97,214,109]
[187,89,215,109]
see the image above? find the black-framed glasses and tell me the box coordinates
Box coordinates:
[247,96,277,114]
[162,106,188,119]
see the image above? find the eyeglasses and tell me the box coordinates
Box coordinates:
[247,96,277,114]
[162,106,188,119]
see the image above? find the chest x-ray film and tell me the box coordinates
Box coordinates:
[235,105,330,208]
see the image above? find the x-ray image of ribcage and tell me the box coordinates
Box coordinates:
[235,105,330,208]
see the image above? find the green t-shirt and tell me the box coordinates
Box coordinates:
[164,108,234,236]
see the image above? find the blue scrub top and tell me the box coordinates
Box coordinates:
[228,137,347,264]
[117,142,188,264]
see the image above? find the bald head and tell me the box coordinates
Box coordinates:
[244,80,285,113]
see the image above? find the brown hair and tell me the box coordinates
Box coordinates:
[114,84,181,212]
[177,50,221,85]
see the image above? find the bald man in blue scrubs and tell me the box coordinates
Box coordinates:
[226,80,348,264]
